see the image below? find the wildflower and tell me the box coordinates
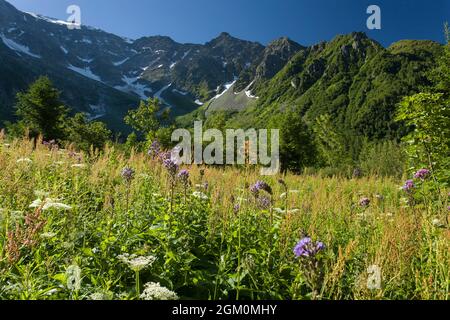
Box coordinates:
[250,180,272,195]
[294,237,325,258]
[140,282,178,300]
[90,292,113,300]
[147,140,161,158]
[257,196,271,209]
[29,199,44,208]
[432,219,445,228]
[177,169,190,185]
[16,157,32,164]
[192,191,209,200]
[42,202,72,211]
[66,265,82,291]
[359,197,370,207]
[163,158,179,177]
[118,253,156,272]
[121,166,135,182]
[233,203,240,214]
[402,180,415,192]
[71,163,86,168]
[414,168,430,180]
[273,207,284,214]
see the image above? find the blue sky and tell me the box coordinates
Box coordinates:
[6,0,450,46]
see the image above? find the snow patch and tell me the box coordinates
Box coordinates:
[26,12,81,28]
[114,76,152,100]
[172,89,188,96]
[113,57,129,66]
[182,50,191,60]
[195,99,204,106]
[60,46,68,54]
[212,79,237,100]
[67,64,102,82]
[0,34,41,58]
[153,83,172,107]
[170,62,177,69]
[78,56,94,63]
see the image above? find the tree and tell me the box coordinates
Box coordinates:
[65,113,111,152]
[124,98,169,140]
[15,76,68,140]
[271,111,317,173]
[396,28,450,184]
[313,114,351,168]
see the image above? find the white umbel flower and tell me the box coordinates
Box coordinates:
[43,202,72,211]
[66,265,82,291]
[118,253,156,272]
[29,198,72,211]
[192,191,209,200]
[71,163,87,168]
[16,157,32,164]
[140,282,178,300]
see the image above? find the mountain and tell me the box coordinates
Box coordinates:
[207,32,442,143]
[0,0,264,132]
[0,0,443,141]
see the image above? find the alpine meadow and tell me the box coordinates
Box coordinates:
[0,0,448,302]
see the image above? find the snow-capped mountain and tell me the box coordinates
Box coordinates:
[0,0,283,132]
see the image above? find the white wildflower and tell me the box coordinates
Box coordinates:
[16,157,32,164]
[288,209,300,214]
[71,163,86,168]
[43,202,72,211]
[140,282,178,300]
[192,191,209,200]
[31,198,72,211]
[273,208,285,214]
[280,193,287,199]
[118,253,156,272]
[432,219,445,228]
[66,265,82,291]
[90,291,113,300]
[29,199,43,208]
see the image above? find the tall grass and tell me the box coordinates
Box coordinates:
[0,135,448,300]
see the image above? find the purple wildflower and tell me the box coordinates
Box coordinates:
[233,204,240,214]
[359,197,370,207]
[414,169,431,180]
[257,196,271,209]
[121,166,135,182]
[148,140,161,158]
[250,180,272,195]
[293,237,325,258]
[177,169,190,184]
[402,180,415,192]
[158,151,171,161]
[163,158,179,177]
